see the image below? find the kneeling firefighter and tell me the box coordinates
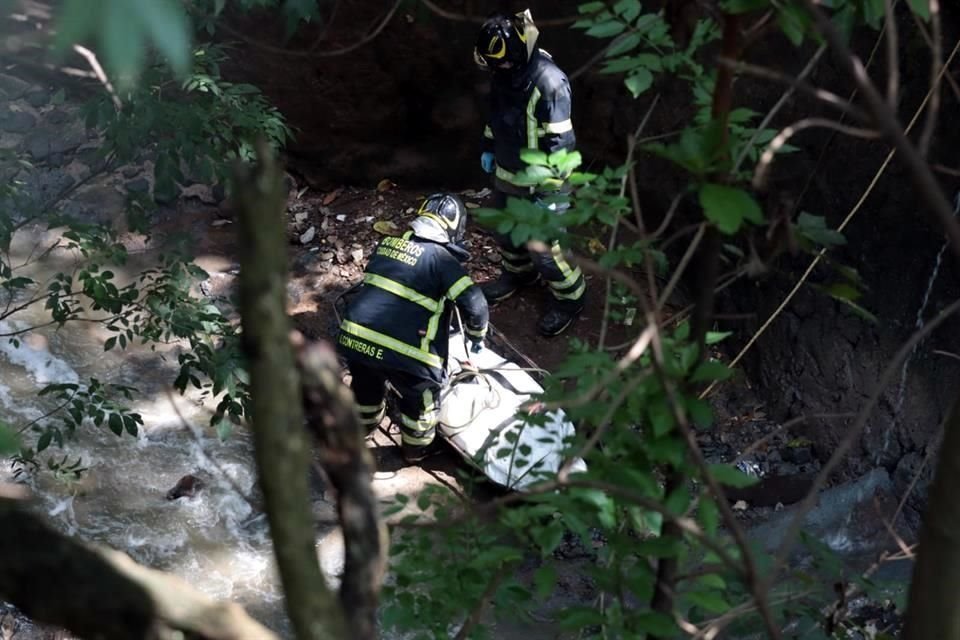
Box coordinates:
[474,9,586,336]
[336,193,489,463]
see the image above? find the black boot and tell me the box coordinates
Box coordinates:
[481,271,540,304]
[401,440,438,464]
[538,297,584,336]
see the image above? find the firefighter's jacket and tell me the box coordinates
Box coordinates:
[482,48,576,190]
[337,231,489,383]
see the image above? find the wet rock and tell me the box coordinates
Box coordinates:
[0,74,31,100]
[46,108,71,125]
[0,107,36,134]
[781,445,813,465]
[12,169,75,211]
[125,177,150,194]
[24,89,50,108]
[23,127,84,161]
[893,451,930,499]
[166,473,205,500]
[726,472,816,508]
[154,185,177,206]
[122,166,141,179]
[76,146,109,173]
[747,469,897,559]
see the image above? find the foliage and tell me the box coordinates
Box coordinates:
[0,0,938,638]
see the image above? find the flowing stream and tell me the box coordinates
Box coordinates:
[0,222,312,637]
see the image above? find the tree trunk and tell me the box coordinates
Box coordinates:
[233,140,348,640]
[903,394,960,639]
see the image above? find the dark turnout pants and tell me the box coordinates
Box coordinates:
[346,359,441,448]
[491,187,586,303]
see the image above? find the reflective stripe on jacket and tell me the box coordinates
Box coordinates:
[337,232,488,382]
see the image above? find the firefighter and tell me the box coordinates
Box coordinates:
[336,193,489,463]
[474,9,586,337]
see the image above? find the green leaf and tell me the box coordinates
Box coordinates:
[558,606,606,630]
[907,0,930,20]
[721,0,770,12]
[0,422,18,454]
[519,149,549,166]
[605,33,642,57]
[586,20,627,38]
[36,430,52,453]
[108,413,123,436]
[699,496,719,535]
[688,589,730,613]
[777,4,808,46]
[708,463,759,488]
[685,397,714,428]
[104,336,117,351]
[624,68,654,98]
[690,360,732,383]
[122,414,138,436]
[699,184,764,234]
[533,564,557,599]
[705,330,732,345]
[133,0,192,76]
[647,399,675,437]
[633,611,677,635]
[579,1,607,13]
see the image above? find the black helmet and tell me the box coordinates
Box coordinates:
[410,192,468,245]
[473,11,536,70]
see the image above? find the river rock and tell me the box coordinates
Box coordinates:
[0,73,31,100]
[122,166,141,179]
[23,127,85,161]
[0,107,36,134]
[46,108,71,125]
[166,474,205,500]
[125,177,150,194]
[24,89,50,108]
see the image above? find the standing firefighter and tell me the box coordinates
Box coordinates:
[337,193,489,463]
[475,9,586,336]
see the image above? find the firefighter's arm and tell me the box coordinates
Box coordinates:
[534,74,576,154]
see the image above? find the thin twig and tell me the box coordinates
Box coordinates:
[882,0,900,109]
[754,117,882,189]
[72,45,121,110]
[657,223,706,310]
[417,0,578,26]
[919,0,942,156]
[651,192,685,239]
[718,57,871,123]
[800,0,960,261]
[217,0,402,58]
[453,562,514,640]
[731,44,827,174]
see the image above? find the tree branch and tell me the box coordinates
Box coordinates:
[0,499,278,640]
[295,336,387,640]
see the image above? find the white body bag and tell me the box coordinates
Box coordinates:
[436,334,587,491]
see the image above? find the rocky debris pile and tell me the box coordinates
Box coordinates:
[0,71,227,232]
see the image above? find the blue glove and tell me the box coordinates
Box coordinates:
[480,152,495,174]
